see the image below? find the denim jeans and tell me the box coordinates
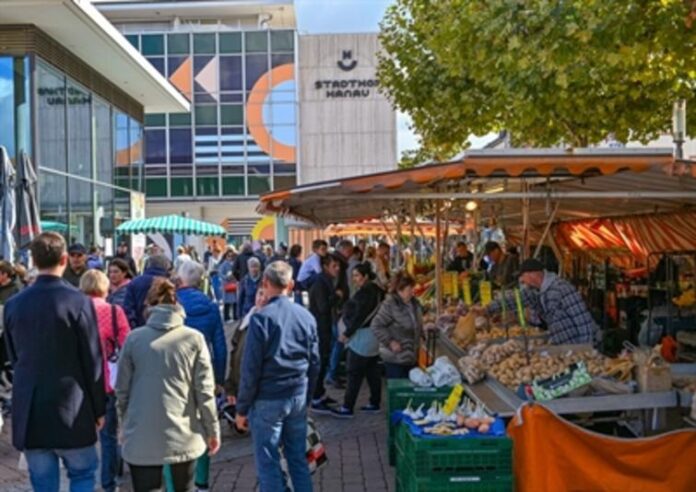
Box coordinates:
[249,395,312,492]
[100,394,120,492]
[327,323,344,382]
[24,445,98,492]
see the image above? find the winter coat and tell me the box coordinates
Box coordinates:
[223,308,257,397]
[123,267,168,329]
[90,297,130,393]
[341,282,385,338]
[107,281,130,307]
[232,251,263,281]
[237,274,261,320]
[372,294,423,366]
[0,281,19,305]
[62,266,86,288]
[4,275,105,450]
[176,286,227,384]
[115,304,219,466]
[218,259,237,304]
[308,272,337,338]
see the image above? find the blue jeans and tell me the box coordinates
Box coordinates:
[327,323,344,382]
[249,396,312,492]
[100,394,120,492]
[24,445,98,492]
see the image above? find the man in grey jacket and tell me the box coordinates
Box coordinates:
[236,262,320,492]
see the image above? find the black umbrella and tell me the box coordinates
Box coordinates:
[15,152,40,249]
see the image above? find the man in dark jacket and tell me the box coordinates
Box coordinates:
[123,254,171,328]
[308,254,340,413]
[63,243,88,287]
[3,232,105,490]
[236,261,319,492]
[447,241,474,273]
[115,242,138,276]
[232,242,259,281]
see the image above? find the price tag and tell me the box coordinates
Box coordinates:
[443,383,464,416]
[462,278,473,306]
[480,281,492,306]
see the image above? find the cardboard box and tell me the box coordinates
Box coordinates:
[636,364,672,393]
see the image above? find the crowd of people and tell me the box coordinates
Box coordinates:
[0,232,438,492]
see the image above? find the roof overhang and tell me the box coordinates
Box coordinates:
[0,0,190,114]
[94,0,296,28]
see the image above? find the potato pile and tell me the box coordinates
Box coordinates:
[475,325,545,342]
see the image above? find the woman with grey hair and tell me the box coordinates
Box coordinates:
[237,257,262,319]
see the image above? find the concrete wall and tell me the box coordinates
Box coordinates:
[298,33,397,184]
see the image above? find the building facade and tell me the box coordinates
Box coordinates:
[0,1,187,253]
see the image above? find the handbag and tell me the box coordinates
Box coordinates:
[108,305,121,389]
[224,282,237,293]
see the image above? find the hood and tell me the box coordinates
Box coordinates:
[143,267,168,277]
[177,287,214,317]
[146,304,186,331]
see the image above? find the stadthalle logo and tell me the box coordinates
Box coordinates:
[313,49,379,98]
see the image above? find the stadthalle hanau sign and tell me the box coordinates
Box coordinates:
[298,33,397,183]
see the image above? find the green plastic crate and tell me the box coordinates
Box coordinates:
[395,422,513,476]
[396,468,514,492]
[387,379,453,466]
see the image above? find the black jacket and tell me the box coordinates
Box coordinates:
[447,253,473,273]
[3,275,105,450]
[0,281,19,305]
[341,281,385,338]
[309,272,337,336]
[232,251,264,281]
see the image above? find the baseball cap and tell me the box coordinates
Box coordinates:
[68,243,87,255]
[518,258,545,276]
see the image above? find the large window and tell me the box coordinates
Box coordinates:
[37,62,67,172]
[67,80,92,177]
[130,29,298,198]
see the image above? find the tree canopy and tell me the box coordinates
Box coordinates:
[378,0,696,162]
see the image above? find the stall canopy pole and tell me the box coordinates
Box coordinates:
[533,201,561,259]
[522,180,530,259]
[435,199,443,315]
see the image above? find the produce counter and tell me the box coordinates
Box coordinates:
[436,336,696,427]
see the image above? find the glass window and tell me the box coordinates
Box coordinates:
[194,34,216,54]
[170,128,192,164]
[145,113,166,127]
[271,53,294,68]
[147,57,165,76]
[37,62,67,172]
[196,177,219,196]
[145,165,167,177]
[141,34,164,55]
[168,33,190,55]
[219,33,242,54]
[169,113,191,127]
[221,105,243,126]
[222,176,245,196]
[245,32,268,52]
[0,57,16,159]
[245,54,269,90]
[129,118,143,191]
[195,105,217,126]
[145,178,167,197]
[221,93,244,103]
[39,171,68,227]
[273,174,296,190]
[94,97,112,185]
[145,129,166,164]
[248,176,271,195]
[69,178,94,245]
[125,35,139,50]
[220,56,243,91]
[271,31,294,52]
[170,177,193,196]
[95,183,114,240]
[66,80,92,178]
[114,112,130,187]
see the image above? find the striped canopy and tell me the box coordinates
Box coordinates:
[117,215,226,236]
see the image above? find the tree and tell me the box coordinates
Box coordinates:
[378,0,696,161]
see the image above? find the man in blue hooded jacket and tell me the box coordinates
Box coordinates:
[172,259,227,492]
[123,254,170,328]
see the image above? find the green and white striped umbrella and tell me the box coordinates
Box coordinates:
[116,215,226,236]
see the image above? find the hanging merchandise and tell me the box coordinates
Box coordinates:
[480,281,493,306]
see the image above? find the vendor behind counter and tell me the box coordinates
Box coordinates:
[481,258,599,345]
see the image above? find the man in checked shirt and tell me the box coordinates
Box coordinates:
[478,258,598,345]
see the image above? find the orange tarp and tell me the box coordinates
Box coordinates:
[508,404,696,492]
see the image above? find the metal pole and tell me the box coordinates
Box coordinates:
[435,199,442,316]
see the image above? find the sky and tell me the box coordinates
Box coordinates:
[295,0,421,155]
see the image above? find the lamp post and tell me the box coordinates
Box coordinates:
[673,99,687,159]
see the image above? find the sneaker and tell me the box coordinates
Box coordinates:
[360,404,381,414]
[322,395,339,405]
[311,400,334,415]
[330,406,354,419]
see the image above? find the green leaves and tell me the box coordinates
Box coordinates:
[378,0,696,159]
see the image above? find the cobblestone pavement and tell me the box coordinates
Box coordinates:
[0,384,395,491]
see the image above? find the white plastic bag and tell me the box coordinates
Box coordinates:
[428,356,462,387]
[409,367,433,387]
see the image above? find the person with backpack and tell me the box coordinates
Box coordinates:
[80,270,130,492]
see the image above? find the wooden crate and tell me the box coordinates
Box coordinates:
[635,365,672,393]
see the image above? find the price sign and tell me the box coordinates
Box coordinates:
[480,281,492,306]
[443,383,464,416]
[462,278,473,306]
